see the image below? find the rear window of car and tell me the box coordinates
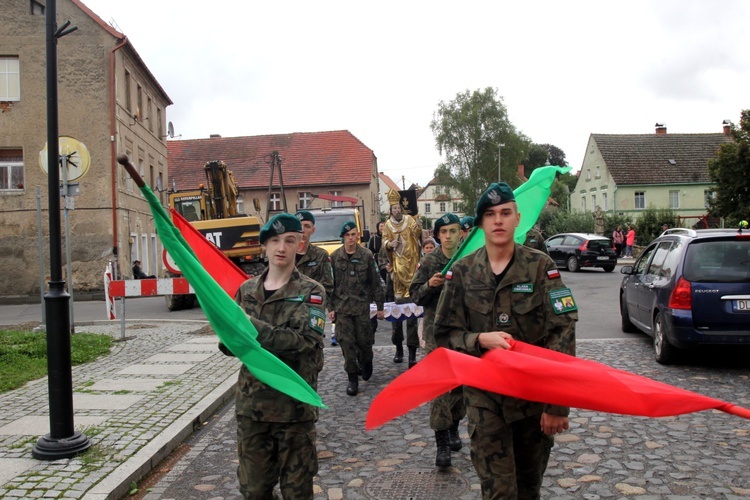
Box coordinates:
[587,239,611,251]
[683,240,750,282]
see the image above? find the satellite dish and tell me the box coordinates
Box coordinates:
[167,121,175,139]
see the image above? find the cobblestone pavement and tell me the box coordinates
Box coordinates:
[143,337,750,500]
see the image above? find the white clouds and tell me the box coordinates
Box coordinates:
[80,0,750,185]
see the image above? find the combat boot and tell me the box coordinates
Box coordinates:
[408,346,417,368]
[393,343,403,363]
[448,421,462,451]
[346,373,358,396]
[434,430,451,467]
[362,361,373,381]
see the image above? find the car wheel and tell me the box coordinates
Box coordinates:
[653,311,678,365]
[603,265,615,272]
[620,293,638,333]
[566,255,579,272]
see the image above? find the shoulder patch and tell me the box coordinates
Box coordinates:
[549,287,577,314]
[309,294,323,305]
[445,270,453,280]
[309,307,326,334]
[547,269,561,280]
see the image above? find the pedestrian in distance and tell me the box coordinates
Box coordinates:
[625,224,636,257]
[421,237,437,255]
[612,225,625,258]
[523,225,548,255]
[228,213,327,499]
[330,221,385,396]
[132,260,156,279]
[409,213,466,468]
[434,182,578,499]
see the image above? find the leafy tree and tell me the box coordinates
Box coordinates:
[708,110,750,223]
[431,88,528,215]
[521,143,568,178]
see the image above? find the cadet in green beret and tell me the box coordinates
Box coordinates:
[434,183,577,499]
[409,212,466,468]
[233,212,327,499]
[329,221,385,396]
[460,215,474,242]
[295,210,334,312]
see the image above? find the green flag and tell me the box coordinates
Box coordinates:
[442,165,571,274]
[139,183,325,408]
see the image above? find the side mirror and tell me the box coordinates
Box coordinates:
[253,198,261,212]
[620,265,634,274]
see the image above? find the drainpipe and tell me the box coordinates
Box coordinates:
[110,36,128,277]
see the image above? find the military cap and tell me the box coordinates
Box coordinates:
[340,221,357,237]
[434,213,461,238]
[295,210,315,224]
[475,182,515,222]
[460,215,475,231]
[259,213,303,244]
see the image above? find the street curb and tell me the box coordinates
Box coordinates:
[82,369,239,500]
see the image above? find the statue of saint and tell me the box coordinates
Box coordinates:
[382,189,422,300]
[594,206,605,235]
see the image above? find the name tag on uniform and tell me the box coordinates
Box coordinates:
[549,287,577,314]
[351,258,361,263]
[307,261,317,267]
[512,283,534,293]
[285,295,304,302]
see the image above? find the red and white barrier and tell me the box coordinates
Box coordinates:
[107,278,194,299]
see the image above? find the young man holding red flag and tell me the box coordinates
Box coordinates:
[409,212,465,468]
[232,213,327,499]
[434,183,577,499]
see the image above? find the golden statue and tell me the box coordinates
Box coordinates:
[383,189,421,299]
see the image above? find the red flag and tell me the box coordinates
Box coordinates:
[170,208,248,298]
[365,341,750,430]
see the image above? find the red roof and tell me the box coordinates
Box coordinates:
[167,131,375,190]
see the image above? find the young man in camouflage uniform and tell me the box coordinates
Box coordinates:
[295,210,334,310]
[231,213,327,499]
[409,212,465,468]
[460,215,474,242]
[329,221,385,396]
[435,183,578,499]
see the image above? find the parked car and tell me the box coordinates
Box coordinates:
[619,227,750,364]
[545,232,618,272]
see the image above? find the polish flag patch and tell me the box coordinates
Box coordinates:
[309,295,323,304]
[445,271,453,281]
[547,269,560,280]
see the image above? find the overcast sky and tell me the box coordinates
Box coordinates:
[80,0,750,188]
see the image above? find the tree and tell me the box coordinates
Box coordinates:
[431,88,528,215]
[521,143,568,178]
[708,110,750,223]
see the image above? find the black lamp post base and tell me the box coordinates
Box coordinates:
[32,431,91,460]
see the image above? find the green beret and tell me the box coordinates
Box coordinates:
[475,182,515,222]
[460,216,475,231]
[434,213,461,236]
[340,221,357,237]
[295,210,315,224]
[259,213,303,244]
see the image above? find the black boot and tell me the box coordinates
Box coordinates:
[435,430,451,467]
[408,346,417,368]
[362,361,373,381]
[393,343,403,363]
[448,421,462,451]
[346,373,358,396]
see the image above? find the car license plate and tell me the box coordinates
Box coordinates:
[597,256,609,261]
[734,299,750,312]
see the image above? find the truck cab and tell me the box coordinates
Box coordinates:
[307,207,370,254]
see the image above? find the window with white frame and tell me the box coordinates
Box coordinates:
[595,166,601,179]
[0,57,20,101]
[591,194,596,210]
[586,169,591,181]
[439,202,446,212]
[270,192,281,211]
[0,149,24,191]
[635,191,645,209]
[453,202,459,212]
[601,192,608,211]
[669,190,680,209]
[581,196,586,212]
[704,190,715,208]
[298,191,312,209]
[328,191,343,208]
[236,195,244,214]
[424,203,431,213]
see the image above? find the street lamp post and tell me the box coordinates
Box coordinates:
[497,143,505,182]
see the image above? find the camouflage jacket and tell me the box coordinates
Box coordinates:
[296,244,334,311]
[235,269,326,422]
[434,244,577,422]
[330,245,385,316]
[409,246,450,350]
[523,228,549,255]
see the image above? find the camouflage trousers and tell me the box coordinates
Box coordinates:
[336,312,374,374]
[467,407,554,500]
[236,417,317,500]
[427,344,466,430]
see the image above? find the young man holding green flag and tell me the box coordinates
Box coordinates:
[434,182,577,499]
[232,213,327,499]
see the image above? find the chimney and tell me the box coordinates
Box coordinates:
[655,123,667,135]
[518,164,525,178]
[209,134,222,139]
[722,120,731,136]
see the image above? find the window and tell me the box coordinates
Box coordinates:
[136,84,143,121]
[237,195,244,214]
[601,192,608,211]
[328,190,343,208]
[591,195,596,211]
[0,149,24,191]
[595,166,601,179]
[0,57,20,101]
[124,150,133,191]
[453,202,459,212]
[157,107,163,138]
[298,191,312,209]
[439,202,446,212]
[31,0,45,15]
[635,191,645,209]
[147,96,153,131]
[270,192,281,211]
[704,190,715,208]
[424,203,431,213]
[124,71,132,112]
[669,190,680,209]
[581,196,586,212]
[586,169,591,181]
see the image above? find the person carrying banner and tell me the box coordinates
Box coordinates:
[434,182,578,499]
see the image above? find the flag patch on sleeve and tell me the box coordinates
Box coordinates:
[309,294,323,305]
[445,270,453,281]
[547,269,560,280]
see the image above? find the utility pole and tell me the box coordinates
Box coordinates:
[402,175,406,190]
[497,143,505,182]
